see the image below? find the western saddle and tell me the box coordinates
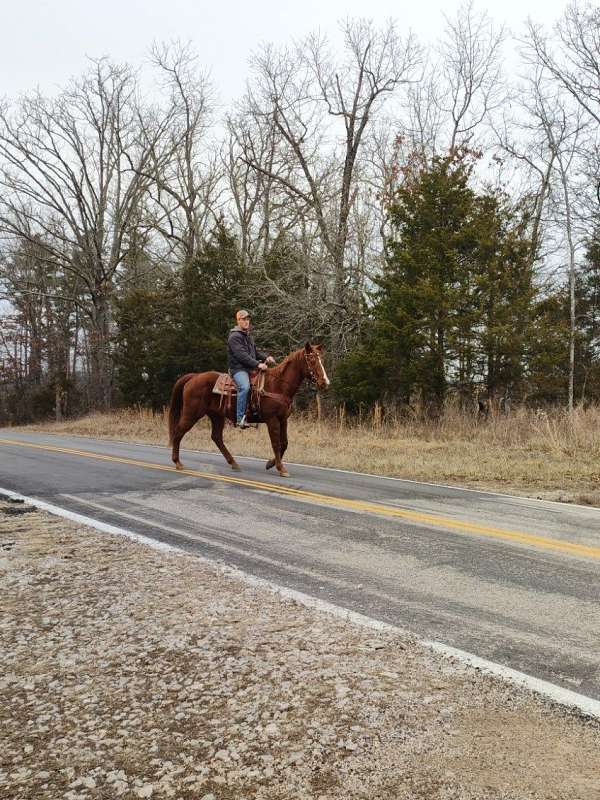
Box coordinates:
[212,371,266,421]
[212,371,291,422]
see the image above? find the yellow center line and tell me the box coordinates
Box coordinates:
[2,437,600,561]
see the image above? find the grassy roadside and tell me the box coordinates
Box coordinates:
[15,404,600,506]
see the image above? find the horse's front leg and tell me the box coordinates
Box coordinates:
[280,416,289,461]
[266,416,288,472]
[266,416,288,477]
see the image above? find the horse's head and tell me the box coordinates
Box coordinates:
[303,342,330,390]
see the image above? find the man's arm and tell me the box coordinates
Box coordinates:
[251,335,272,364]
[256,350,275,366]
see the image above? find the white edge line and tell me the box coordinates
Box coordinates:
[0,487,176,554]
[2,484,600,721]
[9,430,600,514]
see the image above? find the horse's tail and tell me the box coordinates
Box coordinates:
[168,374,195,444]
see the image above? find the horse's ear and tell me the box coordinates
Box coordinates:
[304,341,312,353]
[315,343,323,352]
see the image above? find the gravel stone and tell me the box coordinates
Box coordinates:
[1,499,599,800]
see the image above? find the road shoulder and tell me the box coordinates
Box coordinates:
[1,498,599,800]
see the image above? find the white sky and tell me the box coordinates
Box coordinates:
[1,0,570,104]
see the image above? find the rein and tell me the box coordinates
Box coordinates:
[260,390,292,409]
[252,371,291,413]
[253,350,316,413]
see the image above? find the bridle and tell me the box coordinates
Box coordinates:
[304,349,321,385]
[256,349,323,412]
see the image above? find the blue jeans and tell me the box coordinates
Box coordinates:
[232,370,250,422]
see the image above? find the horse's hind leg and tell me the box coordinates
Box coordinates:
[209,413,240,471]
[171,413,200,469]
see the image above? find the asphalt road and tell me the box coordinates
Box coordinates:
[1,429,599,701]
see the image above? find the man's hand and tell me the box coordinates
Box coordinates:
[258,362,268,371]
[265,356,276,365]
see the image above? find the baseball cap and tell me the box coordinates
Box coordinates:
[236,309,251,321]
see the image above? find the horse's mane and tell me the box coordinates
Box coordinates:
[269,347,305,378]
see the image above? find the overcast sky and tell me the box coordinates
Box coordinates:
[1,0,570,105]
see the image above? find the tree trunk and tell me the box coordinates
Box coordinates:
[561,169,576,414]
[89,289,112,410]
[55,385,63,422]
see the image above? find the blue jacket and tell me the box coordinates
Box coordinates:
[227,327,267,374]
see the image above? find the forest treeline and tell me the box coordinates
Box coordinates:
[0,3,599,423]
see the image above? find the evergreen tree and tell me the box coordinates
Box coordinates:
[575,234,600,401]
[334,151,536,411]
[329,330,385,411]
[526,235,600,404]
[114,224,245,409]
[379,151,486,408]
[475,196,536,400]
[114,276,181,409]
[526,291,570,404]
[176,224,245,375]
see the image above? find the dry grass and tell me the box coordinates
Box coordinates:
[16,403,600,505]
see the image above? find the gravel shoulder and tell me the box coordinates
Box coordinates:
[1,498,599,800]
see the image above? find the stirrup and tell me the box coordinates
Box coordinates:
[237,415,249,429]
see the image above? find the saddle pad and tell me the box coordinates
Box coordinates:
[212,373,237,395]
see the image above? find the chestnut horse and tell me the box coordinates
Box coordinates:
[168,342,329,477]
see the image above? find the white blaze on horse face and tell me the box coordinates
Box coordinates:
[317,353,330,387]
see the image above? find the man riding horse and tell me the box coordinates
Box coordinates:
[169,337,329,477]
[228,309,275,428]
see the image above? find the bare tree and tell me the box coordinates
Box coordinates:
[509,58,588,411]
[439,2,505,151]
[543,101,587,413]
[525,4,600,247]
[225,109,306,266]
[0,237,81,420]
[237,19,420,360]
[522,5,600,408]
[0,59,172,408]
[494,99,557,271]
[403,2,505,160]
[146,42,222,268]
[526,3,600,126]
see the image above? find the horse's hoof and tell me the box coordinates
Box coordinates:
[266,459,275,471]
[231,462,241,471]
[174,461,184,470]
[278,469,289,478]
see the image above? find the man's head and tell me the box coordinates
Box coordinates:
[235,309,251,331]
